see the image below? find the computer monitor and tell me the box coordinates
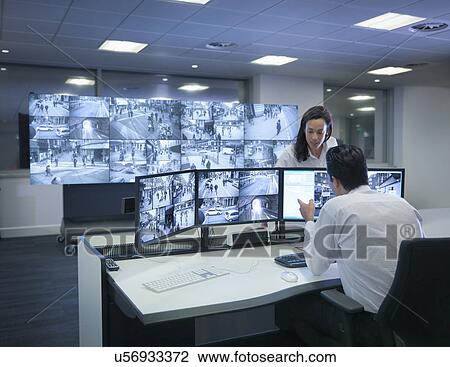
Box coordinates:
[282,168,405,221]
[136,170,196,245]
[197,168,280,226]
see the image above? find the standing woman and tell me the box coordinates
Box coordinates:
[276,106,338,167]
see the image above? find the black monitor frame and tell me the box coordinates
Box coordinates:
[196,167,282,228]
[135,169,197,246]
[280,167,406,222]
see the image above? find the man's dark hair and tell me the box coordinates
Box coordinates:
[294,106,333,162]
[326,145,368,191]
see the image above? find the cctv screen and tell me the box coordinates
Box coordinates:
[137,171,195,244]
[198,169,279,225]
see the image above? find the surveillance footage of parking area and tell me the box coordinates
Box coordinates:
[198,169,279,226]
[29,93,298,185]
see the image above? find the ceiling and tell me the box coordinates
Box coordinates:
[1,0,450,88]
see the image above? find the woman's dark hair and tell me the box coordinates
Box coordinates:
[294,106,333,162]
[326,145,368,191]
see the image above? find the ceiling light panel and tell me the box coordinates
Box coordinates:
[355,12,426,31]
[173,0,210,4]
[368,67,412,75]
[99,40,148,53]
[251,55,298,66]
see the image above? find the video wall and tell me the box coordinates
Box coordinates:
[28,93,298,185]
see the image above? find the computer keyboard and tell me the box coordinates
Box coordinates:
[274,253,307,268]
[142,266,230,293]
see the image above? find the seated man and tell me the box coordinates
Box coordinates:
[276,145,424,346]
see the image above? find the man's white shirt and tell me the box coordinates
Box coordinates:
[303,185,424,313]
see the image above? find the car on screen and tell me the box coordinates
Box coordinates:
[37,125,53,132]
[56,127,70,137]
[224,209,239,222]
[205,208,222,216]
[223,147,234,155]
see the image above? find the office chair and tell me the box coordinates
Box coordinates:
[320,237,450,346]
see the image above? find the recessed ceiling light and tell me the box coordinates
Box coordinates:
[357,107,376,112]
[178,84,209,92]
[251,55,298,66]
[1,49,10,54]
[65,78,95,86]
[368,66,412,75]
[350,113,354,117]
[355,12,426,31]
[162,78,169,82]
[174,0,210,4]
[410,22,448,33]
[191,64,199,69]
[99,40,147,53]
[326,88,332,92]
[348,95,375,101]
[206,41,237,50]
[374,79,381,83]
[0,67,6,71]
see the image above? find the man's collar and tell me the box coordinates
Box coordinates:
[348,185,371,195]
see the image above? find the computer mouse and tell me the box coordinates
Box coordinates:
[280,271,298,283]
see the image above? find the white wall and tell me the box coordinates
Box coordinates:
[0,171,62,238]
[393,86,450,209]
[250,74,324,113]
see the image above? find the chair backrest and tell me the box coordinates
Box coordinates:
[377,238,450,346]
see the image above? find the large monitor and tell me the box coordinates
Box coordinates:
[197,168,280,226]
[29,93,299,185]
[136,170,196,245]
[282,168,405,221]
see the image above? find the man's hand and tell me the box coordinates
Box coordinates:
[297,198,315,222]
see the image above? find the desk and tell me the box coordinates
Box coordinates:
[79,209,449,346]
[108,245,340,326]
[78,237,340,346]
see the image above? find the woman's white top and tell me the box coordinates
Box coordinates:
[275,136,338,168]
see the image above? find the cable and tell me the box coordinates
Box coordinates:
[269,238,303,244]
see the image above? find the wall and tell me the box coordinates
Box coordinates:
[393,86,450,209]
[0,171,62,238]
[250,74,323,113]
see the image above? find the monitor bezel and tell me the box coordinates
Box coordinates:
[135,169,197,246]
[281,167,406,222]
[196,167,282,228]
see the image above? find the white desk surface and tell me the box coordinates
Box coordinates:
[107,244,340,325]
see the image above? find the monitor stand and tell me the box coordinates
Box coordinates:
[200,225,271,251]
